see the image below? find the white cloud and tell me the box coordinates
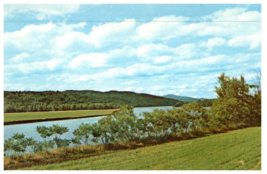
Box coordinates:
[154,56,173,64]
[124,81,139,85]
[46,58,67,71]
[136,87,144,92]
[88,19,136,47]
[137,43,198,62]
[69,53,108,68]
[136,15,190,41]
[228,33,261,49]
[4,22,86,53]
[69,46,136,69]
[203,8,261,22]
[137,43,173,59]
[7,52,30,63]
[54,31,92,49]
[124,87,134,91]
[6,58,67,74]
[174,43,198,59]
[4,4,80,19]
[67,63,164,82]
[200,37,226,51]
[66,52,260,83]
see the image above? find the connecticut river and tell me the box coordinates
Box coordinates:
[4,106,173,142]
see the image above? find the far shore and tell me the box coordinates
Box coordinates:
[4,110,119,126]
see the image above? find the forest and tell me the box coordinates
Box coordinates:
[4,90,183,113]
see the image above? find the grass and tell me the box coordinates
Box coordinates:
[4,109,118,123]
[19,126,261,170]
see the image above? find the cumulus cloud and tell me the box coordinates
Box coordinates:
[203,8,261,21]
[153,56,173,64]
[7,52,30,63]
[124,81,139,85]
[135,15,191,41]
[4,6,261,98]
[4,4,80,19]
[88,19,137,47]
[4,22,86,54]
[228,33,261,49]
[199,37,226,51]
[6,58,67,74]
[69,46,136,68]
[54,31,92,50]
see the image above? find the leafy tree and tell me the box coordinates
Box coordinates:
[166,108,189,135]
[4,138,14,156]
[73,123,93,145]
[113,105,139,142]
[36,124,70,149]
[25,137,37,154]
[50,124,70,149]
[180,102,205,131]
[211,72,261,127]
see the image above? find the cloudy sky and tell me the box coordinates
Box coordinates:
[3,4,261,98]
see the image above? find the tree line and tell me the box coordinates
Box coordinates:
[4,90,182,113]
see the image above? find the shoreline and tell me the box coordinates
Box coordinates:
[4,110,118,126]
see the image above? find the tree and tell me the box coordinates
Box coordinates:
[36,124,70,150]
[50,124,70,149]
[211,73,260,127]
[73,123,93,145]
[11,133,27,155]
[180,102,206,131]
[113,105,139,142]
[4,138,14,156]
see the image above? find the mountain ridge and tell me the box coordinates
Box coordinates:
[163,94,214,103]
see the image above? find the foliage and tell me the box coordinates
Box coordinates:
[36,124,70,149]
[73,123,94,145]
[4,90,181,113]
[211,73,261,127]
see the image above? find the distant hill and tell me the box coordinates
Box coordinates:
[163,94,213,103]
[4,90,183,113]
[66,90,182,107]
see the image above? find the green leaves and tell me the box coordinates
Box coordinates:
[12,133,25,140]
[36,124,69,149]
[212,73,261,127]
[36,126,53,139]
[73,123,93,145]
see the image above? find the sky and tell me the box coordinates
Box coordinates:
[3,4,262,99]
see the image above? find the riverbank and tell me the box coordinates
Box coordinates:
[5,126,261,170]
[4,109,118,125]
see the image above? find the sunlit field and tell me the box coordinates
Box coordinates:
[4,109,117,123]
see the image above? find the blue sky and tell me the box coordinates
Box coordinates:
[3,4,261,98]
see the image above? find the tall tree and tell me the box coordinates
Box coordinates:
[211,73,261,127]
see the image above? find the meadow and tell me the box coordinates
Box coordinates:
[20,127,261,170]
[4,109,117,124]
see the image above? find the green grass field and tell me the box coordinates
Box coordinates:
[4,109,117,123]
[22,127,261,170]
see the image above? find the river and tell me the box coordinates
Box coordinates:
[4,106,173,142]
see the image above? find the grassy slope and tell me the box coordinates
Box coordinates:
[4,109,117,123]
[22,127,261,170]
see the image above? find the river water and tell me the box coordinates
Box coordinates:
[4,106,173,142]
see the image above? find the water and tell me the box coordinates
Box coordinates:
[4,106,174,142]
